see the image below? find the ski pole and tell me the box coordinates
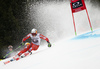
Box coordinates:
[3,43,24,59]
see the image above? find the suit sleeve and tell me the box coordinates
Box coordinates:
[22,33,30,42]
[40,34,50,43]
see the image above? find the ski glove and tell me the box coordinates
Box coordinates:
[20,42,25,45]
[48,42,51,47]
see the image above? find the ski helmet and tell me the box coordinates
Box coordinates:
[31,28,37,35]
[25,42,30,46]
[8,45,13,49]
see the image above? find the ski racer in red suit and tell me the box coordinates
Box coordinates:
[13,28,51,60]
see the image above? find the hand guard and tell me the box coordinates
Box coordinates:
[48,42,51,47]
[20,42,25,45]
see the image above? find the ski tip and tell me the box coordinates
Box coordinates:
[4,61,10,65]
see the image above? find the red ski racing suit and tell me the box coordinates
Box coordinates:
[18,33,50,56]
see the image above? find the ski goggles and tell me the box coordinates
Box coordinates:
[31,33,37,35]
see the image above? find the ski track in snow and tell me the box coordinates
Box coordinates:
[1,29,100,69]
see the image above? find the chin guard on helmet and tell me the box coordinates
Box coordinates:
[25,42,30,46]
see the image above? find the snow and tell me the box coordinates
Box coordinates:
[1,29,100,69]
[1,1,100,69]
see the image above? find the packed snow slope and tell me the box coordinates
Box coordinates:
[1,29,100,69]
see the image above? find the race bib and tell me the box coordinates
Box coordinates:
[32,39,38,43]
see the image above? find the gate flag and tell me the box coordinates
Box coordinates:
[70,0,93,35]
[70,0,86,13]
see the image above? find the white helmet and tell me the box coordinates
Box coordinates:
[8,45,13,49]
[31,28,37,34]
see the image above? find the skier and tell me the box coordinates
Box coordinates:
[20,42,32,58]
[4,42,31,64]
[13,28,51,60]
[5,45,13,58]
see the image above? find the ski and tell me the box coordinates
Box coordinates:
[4,60,11,64]
[3,52,32,65]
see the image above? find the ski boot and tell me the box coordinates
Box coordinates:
[13,55,20,61]
[21,51,32,58]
